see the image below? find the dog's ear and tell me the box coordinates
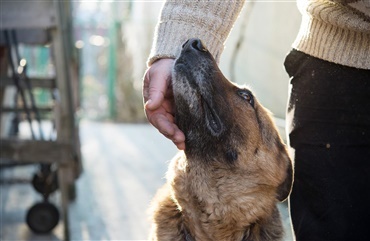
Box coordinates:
[255,105,293,202]
[276,147,293,202]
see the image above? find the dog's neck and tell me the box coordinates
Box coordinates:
[167,153,276,241]
[182,226,252,241]
[179,192,256,241]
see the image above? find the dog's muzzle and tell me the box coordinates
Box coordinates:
[174,38,225,137]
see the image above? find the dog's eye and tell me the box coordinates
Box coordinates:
[238,90,254,106]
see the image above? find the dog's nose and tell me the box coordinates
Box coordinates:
[182,38,207,52]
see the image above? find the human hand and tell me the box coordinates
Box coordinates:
[143,58,186,150]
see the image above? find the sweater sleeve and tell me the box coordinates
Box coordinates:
[147,0,245,66]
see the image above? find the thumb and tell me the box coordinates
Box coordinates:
[143,59,175,110]
[144,73,167,110]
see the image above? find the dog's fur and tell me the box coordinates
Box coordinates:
[149,38,293,241]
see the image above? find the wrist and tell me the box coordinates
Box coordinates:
[147,56,176,67]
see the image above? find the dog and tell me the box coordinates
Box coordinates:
[149,38,293,241]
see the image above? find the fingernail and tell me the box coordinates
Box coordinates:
[178,143,185,150]
[144,99,152,107]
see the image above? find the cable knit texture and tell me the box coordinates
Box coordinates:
[147,0,245,65]
[148,0,370,69]
[293,0,370,69]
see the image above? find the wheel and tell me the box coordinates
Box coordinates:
[32,170,58,196]
[26,202,60,234]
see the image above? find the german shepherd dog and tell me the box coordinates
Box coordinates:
[149,38,293,241]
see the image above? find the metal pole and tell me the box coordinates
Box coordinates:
[107,1,118,120]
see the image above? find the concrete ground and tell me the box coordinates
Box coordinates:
[0,121,294,241]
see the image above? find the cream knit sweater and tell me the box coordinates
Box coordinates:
[148,0,370,69]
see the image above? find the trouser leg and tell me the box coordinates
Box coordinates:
[284,50,370,241]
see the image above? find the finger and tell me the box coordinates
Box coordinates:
[149,112,176,137]
[143,71,166,110]
[148,111,185,146]
[145,76,167,111]
[145,103,175,128]
[172,128,186,150]
[144,60,174,110]
[162,99,175,116]
[142,69,151,103]
[175,141,186,150]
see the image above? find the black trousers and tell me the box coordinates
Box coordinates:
[284,50,370,241]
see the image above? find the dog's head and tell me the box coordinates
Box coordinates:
[172,38,293,201]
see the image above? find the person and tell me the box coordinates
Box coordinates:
[142,1,370,240]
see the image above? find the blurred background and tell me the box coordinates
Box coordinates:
[0,1,300,240]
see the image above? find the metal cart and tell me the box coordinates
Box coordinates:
[0,1,81,240]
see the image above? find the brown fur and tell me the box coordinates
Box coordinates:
[149,39,293,241]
